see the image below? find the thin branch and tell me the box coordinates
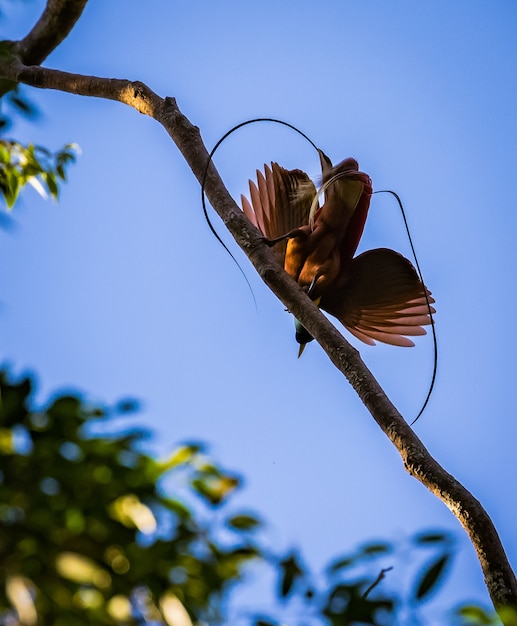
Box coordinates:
[1,57,516,621]
[362,567,394,600]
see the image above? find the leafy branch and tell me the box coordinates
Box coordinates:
[0,139,77,208]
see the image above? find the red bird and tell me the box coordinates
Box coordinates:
[241,150,435,355]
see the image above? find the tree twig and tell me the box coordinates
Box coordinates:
[362,567,394,600]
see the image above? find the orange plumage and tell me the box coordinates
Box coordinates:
[241,150,435,352]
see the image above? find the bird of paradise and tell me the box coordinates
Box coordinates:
[241,150,435,356]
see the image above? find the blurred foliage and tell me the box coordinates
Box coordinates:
[0,370,259,626]
[0,369,500,626]
[0,139,78,208]
[0,86,39,131]
[0,39,76,212]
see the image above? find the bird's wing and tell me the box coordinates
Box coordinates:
[322,248,435,347]
[241,163,316,258]
[315,151,373,261]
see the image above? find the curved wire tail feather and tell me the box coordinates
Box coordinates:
[200,118,320,311]
[202,123,436,425]
[373,190,438,425]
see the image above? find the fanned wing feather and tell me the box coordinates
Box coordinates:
[241,163,316,259]
[322,248,435,347]
[243,160,434,351]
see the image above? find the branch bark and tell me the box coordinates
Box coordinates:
[1,21,516,624]
[0,0,88,98]
[15,0,89,66]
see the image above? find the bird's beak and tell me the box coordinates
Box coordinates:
[297,343,306,359]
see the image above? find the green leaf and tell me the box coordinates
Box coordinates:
[191,477,234,505]
[115,398,140,414]
[10,94,37,117]
[44,171,59,199]
[226,514,261,531]
[165,443,202,468]
[0,143,9,161]
[359,542,393,556]
[0,140,78,209]
[3,169,19,208]
[56,164,67,181]
[414,553,451,601]
[279,553,303,598]
[34,145,52,158]
[327,554,357,573]
[158,496,192,519]
[456,604,497,624]
[413,531,450,545]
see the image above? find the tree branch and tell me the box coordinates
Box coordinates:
[15,0,89,66]
[0,0,88,99]
[1,57,516,620]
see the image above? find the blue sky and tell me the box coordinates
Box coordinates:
[2,0,517,620]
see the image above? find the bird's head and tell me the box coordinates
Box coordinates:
[294,318,314,358]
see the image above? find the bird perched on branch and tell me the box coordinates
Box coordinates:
[241,150,435,356]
